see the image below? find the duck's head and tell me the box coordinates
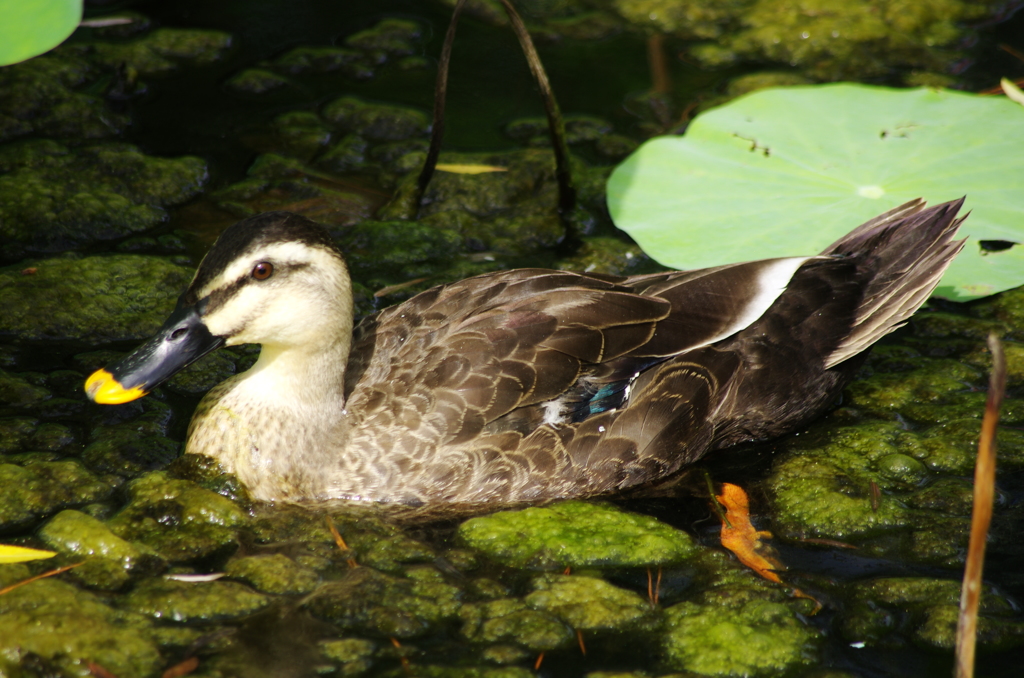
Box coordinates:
[85,212,352,405]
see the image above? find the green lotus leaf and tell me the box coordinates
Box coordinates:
[0,0,83,66]
[607,84,1024,301]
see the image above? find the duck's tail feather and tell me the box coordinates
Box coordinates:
[822,198,967,368]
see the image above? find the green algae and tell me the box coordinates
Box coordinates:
[225,553,320,595]
[86,28,233,76]
[614,0,1000,85]
[0,53,124,143]
[525,573,654,631]
[106,471,245,563]
[0,370,51,408]
[303,564,463,638]
[0,254,193,343]
[226,68,291,94]
[459,597,573,651]
[0,141,206,262]
[38,509,165,590]
[211,153,380,226]
[458,501,698,569]
[126,577,271,623]
[0,459,112,532]
[323,96,430,142]
[661,551,820,676]
[841,577,1024,651]
[319,638,377,675]
[0,565,162,678]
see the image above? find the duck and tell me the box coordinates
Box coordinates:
[85,198,966,505]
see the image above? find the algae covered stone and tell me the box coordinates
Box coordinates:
[38,509,165,590]
[0,459,112,531]
[525,573,653,631]
[840,577,1024,651]
[126,577,270,623]
[458,501,697,568]
[106,471,246,563]
[0,565,161,678]
[303,564,462,638]
[459,597,572,651]
[225,553,320,595]
[0,142,206,262]
[0,254,193,343]
[662,593,818,676]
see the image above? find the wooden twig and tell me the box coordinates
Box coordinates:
[415,0,468,211]
[0,562,83,596]
[954,333,1006,678]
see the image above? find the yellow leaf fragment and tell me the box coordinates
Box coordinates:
[0,544,56,564]
[1001,78,1024,107]
[435,163,507,174]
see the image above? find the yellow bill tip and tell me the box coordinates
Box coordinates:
[85,368,147,405]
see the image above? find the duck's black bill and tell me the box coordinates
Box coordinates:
[85,301,224,405]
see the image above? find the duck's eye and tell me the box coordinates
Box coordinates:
[252,262,274,280]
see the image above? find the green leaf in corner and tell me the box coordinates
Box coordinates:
[0,0,83,66]
[0,544,57,564]
[607,84,1024,301]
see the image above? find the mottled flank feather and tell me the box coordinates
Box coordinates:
[171,199,966,505]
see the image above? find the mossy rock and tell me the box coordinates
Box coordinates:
[322,96,430,142]
[303,564,462,638]
[525,574,654,631]
[0,141,206,262]
[662,594,819,676]
[840,577,1024,651]
[125,577,270,623]
[273,46,370,77]
[0,459,112,532]
[225,68,291,94]
[459,597,573,651]
[106,471,246,563]
[0,565,162,677]
[225,553,321,595]
[87,28,233,76]
[0,54,125,143]
[458,501,698,569]
[38,509,166,590]
[0,254,192,343]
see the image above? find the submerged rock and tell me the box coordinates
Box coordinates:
[106,471,246,563]
[0,458,112,532]
[458,501,698,568]
[661,551,820,676]
[38,509,166,590]
[126,577,270,623]
[304,564,462,638]
[525,573,654,631]
[225,553,321,595]
[0,54,123,142]
[0,254,193,343]
[841,577,1024,651]
[460,597,573,651]
[0,141,206,262]
[0,565,162,678]
[85,28,233,76]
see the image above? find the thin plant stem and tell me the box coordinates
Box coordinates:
[495,0,576,217]
[413,0,577,232]
[954,333,1006,678]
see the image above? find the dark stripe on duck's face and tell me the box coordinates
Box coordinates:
[184,212,341,306]
[199,260,310,315]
